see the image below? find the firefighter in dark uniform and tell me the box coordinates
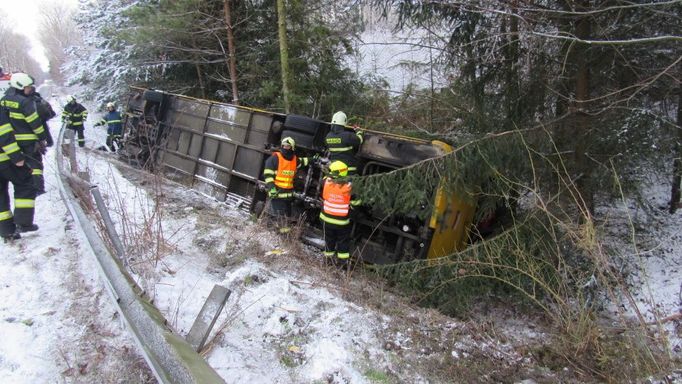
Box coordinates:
[319,160,361,267]
[325,111,363,175]
[94,102,123,151]
[62,95,88,148]
[262,136,313,232]
[1,73,51,195]
[0,105,38,242]
[30,87,56,148]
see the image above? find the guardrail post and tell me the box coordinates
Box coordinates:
[55,118,226,383]
[187,285,231,352]
[90,186,128,267]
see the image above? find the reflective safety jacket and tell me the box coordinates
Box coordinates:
[63,102,88,129]
[0,109,24,165]
[1,88,48,149]
[262,151,311,199]
[97,110,123,136]
[319,178,360,226]
[325,124,363,173]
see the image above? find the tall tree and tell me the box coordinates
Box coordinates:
[276,0,292,113]
[223,0,239,104]
[670,83,682,213]
[37,1,80,84]
[0,15,44,81]
[101,0,370,119]
[371,0,682,209]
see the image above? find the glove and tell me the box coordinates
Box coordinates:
[268,188,278,198]
[45,134,54,147]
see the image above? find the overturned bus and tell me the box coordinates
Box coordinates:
[120,87,476,264]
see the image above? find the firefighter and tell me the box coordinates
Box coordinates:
[0,73,51,195]
[30,87,56,148]
[0,105,38,242]
[319,160,361,267]
[94,102,123,152]
[325,111,363,175]
[262,136,313,232]
[62,95,88,148]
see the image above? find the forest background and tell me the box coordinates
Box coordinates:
[1,0,681,382]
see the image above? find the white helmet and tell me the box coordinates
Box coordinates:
[9,73,34,90]
[66,95,76,103]
[281,136,295,150]
[331,111,347,126]
[106,102,115,109]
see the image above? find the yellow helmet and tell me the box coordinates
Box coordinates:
[281,136,295,150]
[329,160,348,178]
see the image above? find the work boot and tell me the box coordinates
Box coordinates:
[2,232,21,243]
[16,224,39,233]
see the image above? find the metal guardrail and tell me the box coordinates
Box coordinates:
[55,127,225,383]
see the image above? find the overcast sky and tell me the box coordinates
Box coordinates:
[3,0,78,71]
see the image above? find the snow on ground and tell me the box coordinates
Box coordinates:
[1,86,680,383]
[597,181,682,357]
[0,94,153,383]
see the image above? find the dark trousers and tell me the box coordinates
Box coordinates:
[0,163,36,237]
[323,222,351,260]
[20,143,45,194]
[269,197,292,218]
[68,127,85,147]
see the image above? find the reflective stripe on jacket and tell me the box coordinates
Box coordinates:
[325,125,362,172]
[320,178,352,226]
[273,151,297,190]
[1,88,47,145]
[98,110,123,135]
[63,102,88,128]
[0,111,24,164]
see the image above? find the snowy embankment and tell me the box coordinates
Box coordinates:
[0,93,152,383]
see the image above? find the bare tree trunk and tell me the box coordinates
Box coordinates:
[276,0,291,113]
[35,2,80,85]
[503,0,520,129]
[195,62,206,99]
[670,83,682,213]
[190,37,206,98]
[223,0,239,105]
[573,0,594,215]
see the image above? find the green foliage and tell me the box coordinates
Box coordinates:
[364,368,390,383]
[368,0,681,214]
[352,131,531,221]
[109,0,375,119]
[372,207,577,312]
